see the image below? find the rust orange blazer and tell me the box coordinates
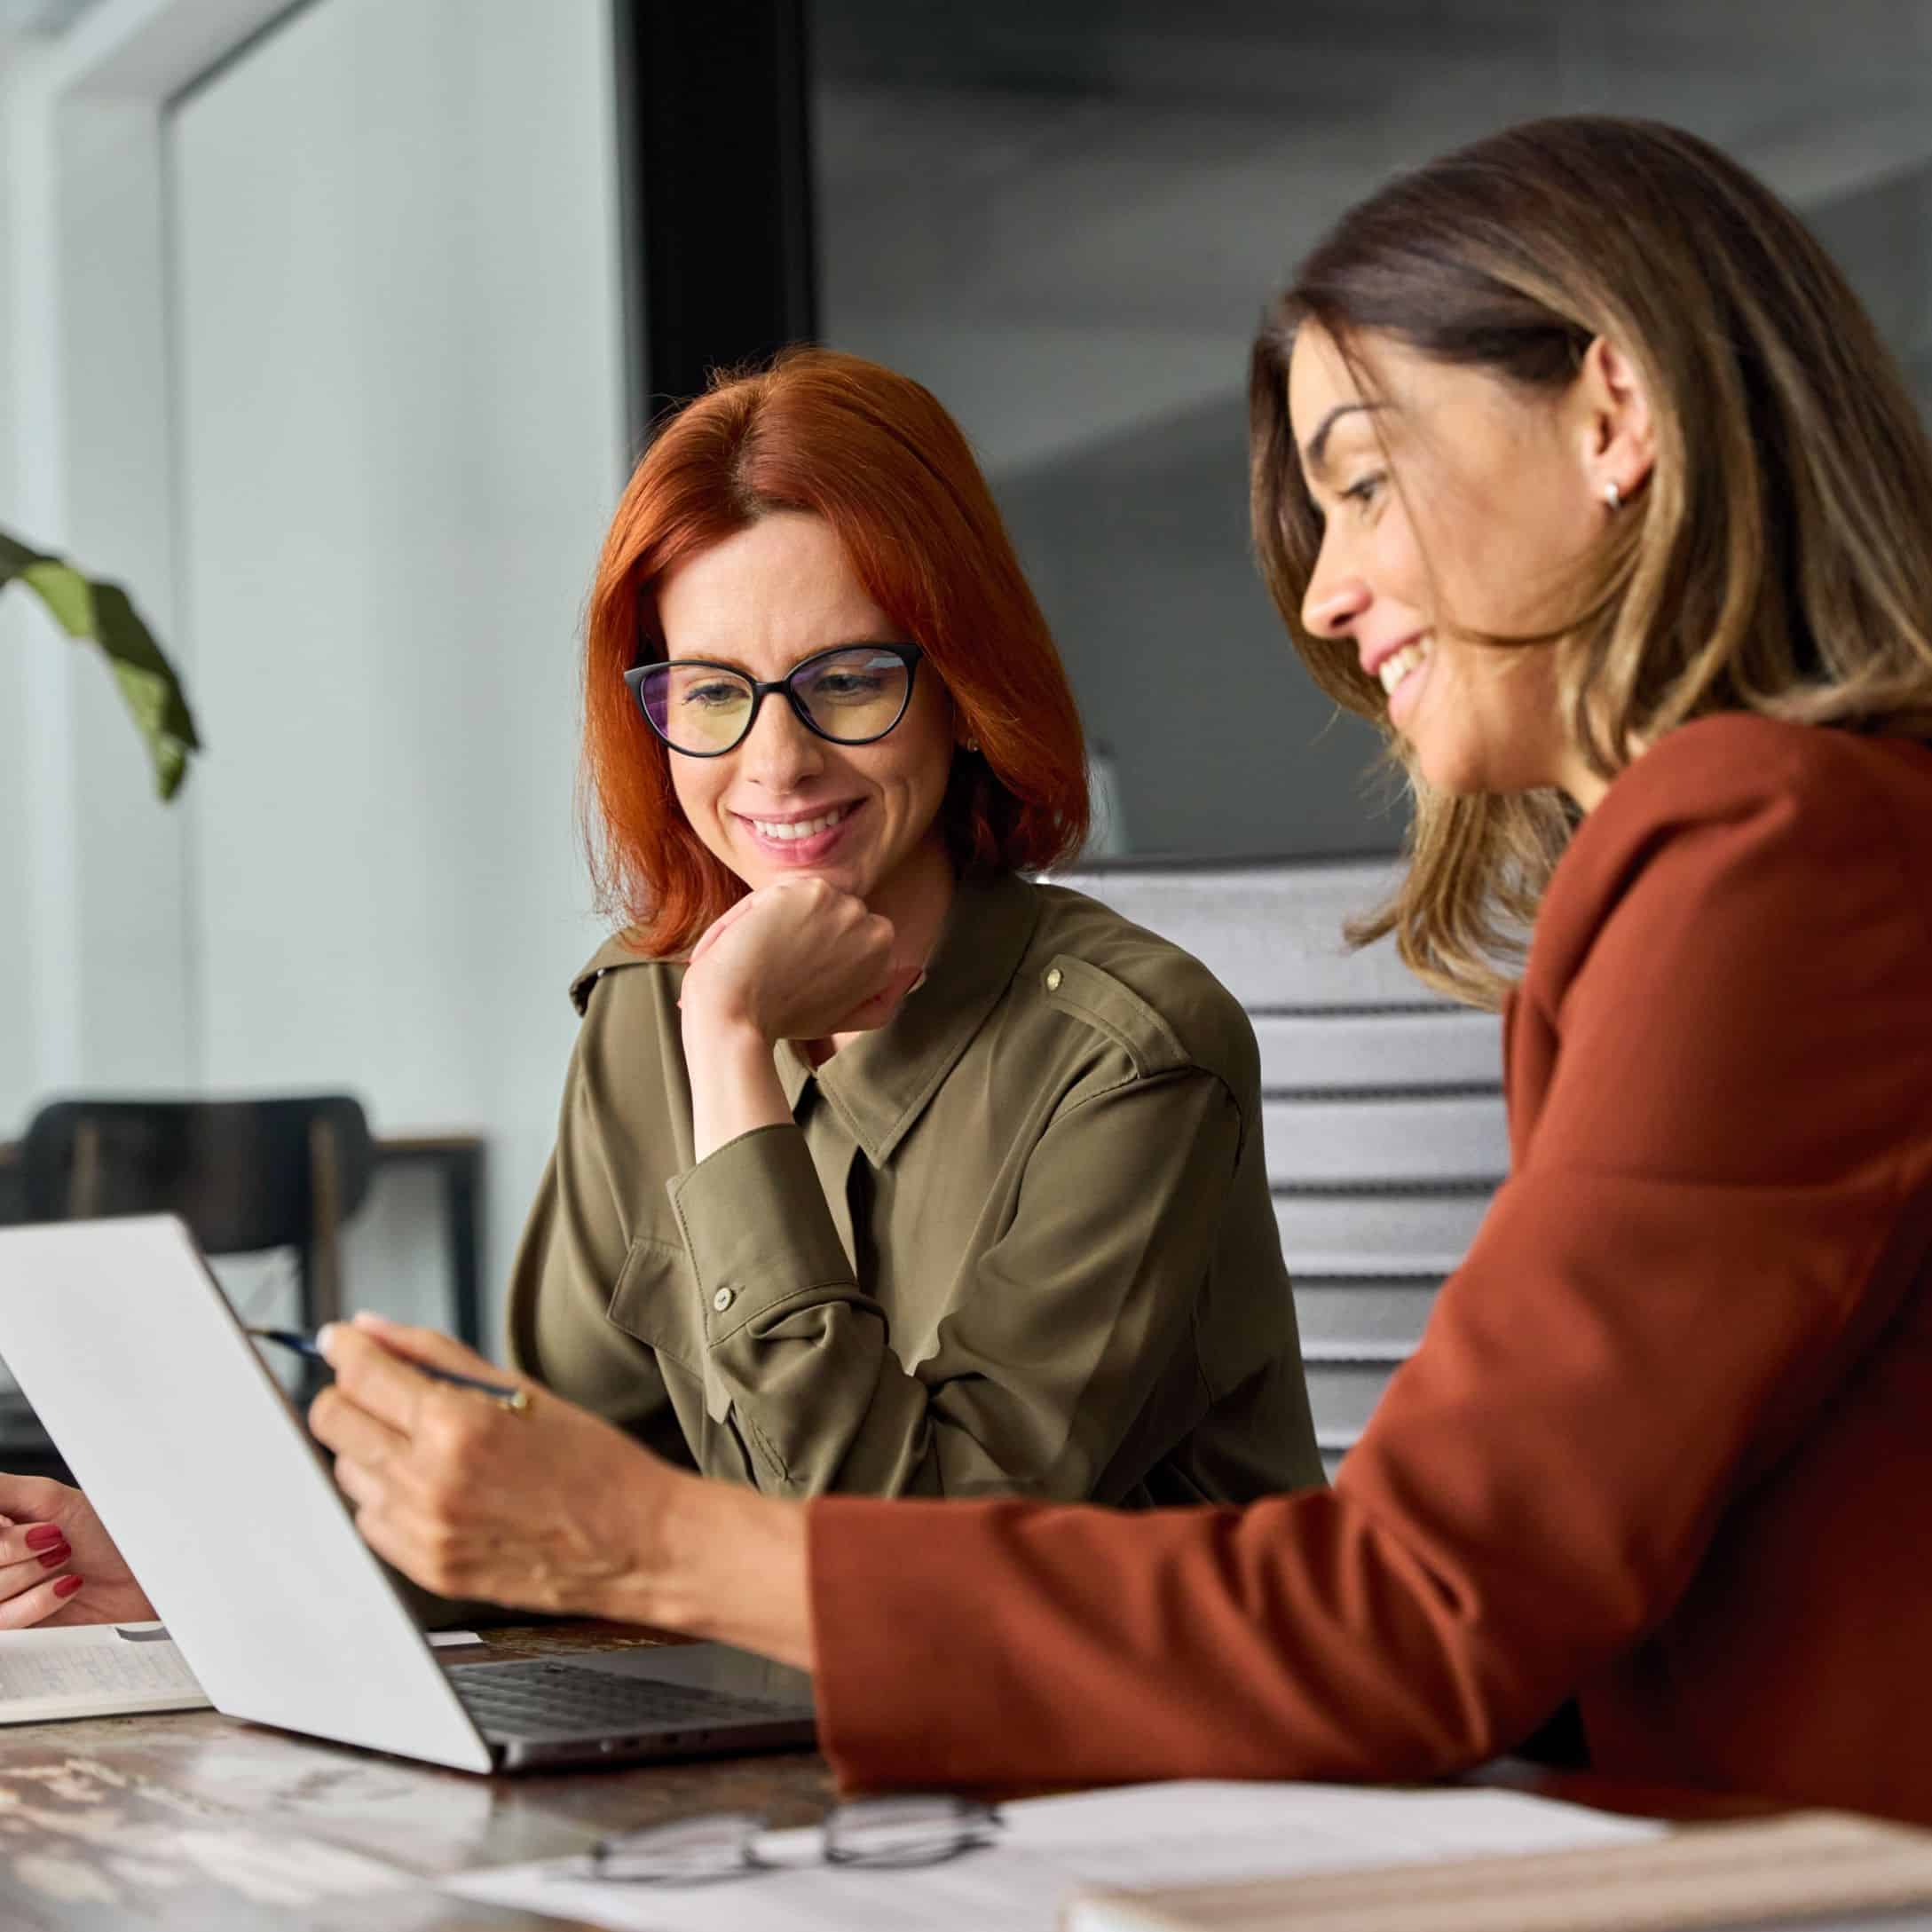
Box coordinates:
[806,714,1932,1823]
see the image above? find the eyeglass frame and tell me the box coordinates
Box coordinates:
[562,1793,1002,1887]
[623,641,927,758]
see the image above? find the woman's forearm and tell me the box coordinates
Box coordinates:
[664,1002,817,1664]
[682,1009,792,1163]
[601,1466,816,1671]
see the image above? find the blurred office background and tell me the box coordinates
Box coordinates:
[3,0,1930,1355]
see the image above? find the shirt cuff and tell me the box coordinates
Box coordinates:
[667,1124,856,1345]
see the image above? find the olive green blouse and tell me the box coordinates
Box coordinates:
[507,871,1320,1505]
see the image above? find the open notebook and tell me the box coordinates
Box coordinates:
[0,1622,208,1723]
[0,1623,485,1726]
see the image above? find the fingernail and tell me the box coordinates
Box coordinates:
[315,1322,339,1357]
[23,1525,63,1551]
[37,1547,70,1569]
[52,1575,83,1598]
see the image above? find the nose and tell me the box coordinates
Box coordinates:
[1302,555,1373,641]
[737,690,825,792]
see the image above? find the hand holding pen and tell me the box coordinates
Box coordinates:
[249,1321,531,1412]
[304,1314,683,1621]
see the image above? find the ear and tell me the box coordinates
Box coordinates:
[1576,336,1655,509]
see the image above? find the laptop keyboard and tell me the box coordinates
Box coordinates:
[446,1659,801,1740]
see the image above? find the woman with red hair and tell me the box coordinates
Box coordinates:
[0,350,1320,1636]
[500,347,1318,1507]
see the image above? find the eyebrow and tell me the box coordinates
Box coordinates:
[661,638,909,673]
[1303,401,1387,475]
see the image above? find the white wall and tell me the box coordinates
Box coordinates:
[51,95,195,1094]
[0,601,27,1126]
[167,0,627,1344]
[3,0,628,1353]
[0,41,32,1130]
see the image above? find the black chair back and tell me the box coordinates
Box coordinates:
[20,1095,375,1329]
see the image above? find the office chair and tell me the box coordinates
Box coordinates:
[1054,858,1507,1479]
[2,1096,377,1480]
[19,1095,376,1329]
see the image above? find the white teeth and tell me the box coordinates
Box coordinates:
[750,803,854,841]
[1377,639,1431,697]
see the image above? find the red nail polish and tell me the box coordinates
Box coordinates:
[37,1548,70,1569]
[23,1524,63,1551]
[52,1575,83,1598]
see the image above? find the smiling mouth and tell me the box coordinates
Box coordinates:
[1376,637,1432,698]
[739,801,861,843]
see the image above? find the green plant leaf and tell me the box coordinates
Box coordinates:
[19,559,95,637]
[94,583,201,800]
[2,524,201,801]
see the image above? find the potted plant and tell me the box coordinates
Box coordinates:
[2,526,199,799]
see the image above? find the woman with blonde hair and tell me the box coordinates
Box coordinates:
[304,117,1928,1819]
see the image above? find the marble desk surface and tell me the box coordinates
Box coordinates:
[0,1621,836,1930]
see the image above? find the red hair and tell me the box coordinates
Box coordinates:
[582,348,1090,955]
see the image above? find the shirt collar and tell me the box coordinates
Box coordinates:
[779,871,1040,1166]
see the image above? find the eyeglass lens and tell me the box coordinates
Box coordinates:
[588,1810,761,1883]
[584,1794,999,1884]
[640,647,913,754]
[824,1794,1002,1866]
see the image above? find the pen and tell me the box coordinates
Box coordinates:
[247,1328,531,1412]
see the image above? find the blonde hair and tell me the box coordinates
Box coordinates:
[1250,115,1932,1006]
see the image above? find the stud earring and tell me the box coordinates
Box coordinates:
[1603,480,1623,511]
[964,736,981,753]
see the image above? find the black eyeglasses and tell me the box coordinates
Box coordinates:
[559,1794,1001,1886]
[625,643,925,758]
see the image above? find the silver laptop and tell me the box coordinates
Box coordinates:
[0,1216,816,1773]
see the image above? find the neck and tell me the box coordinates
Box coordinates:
[1557,756,1611,816]
[818,833,956,1061]
[865,832,957,968]
[1556,726,1652,816]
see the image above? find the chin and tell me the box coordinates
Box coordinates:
[1414,745,1553,799]
[737,846,875,897]
[1411,742,1490,794]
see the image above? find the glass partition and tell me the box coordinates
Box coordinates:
[814,0,1932,858]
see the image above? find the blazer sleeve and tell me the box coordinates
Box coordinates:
[667,1065,1246,1500]
[805,749,1932,1789]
